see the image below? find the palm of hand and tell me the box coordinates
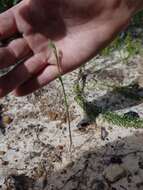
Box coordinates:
[0,0,131,96]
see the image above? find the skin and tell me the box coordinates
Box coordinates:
[0,0,142,97]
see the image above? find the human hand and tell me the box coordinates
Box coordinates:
[0,0,141,96]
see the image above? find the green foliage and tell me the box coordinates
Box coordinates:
[101,10,143,58]
[74,75,143,128]
[103,112,143,129]
[101,32,143,59]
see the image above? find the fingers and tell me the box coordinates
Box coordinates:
[14,65,59,96]
[0,9,17,39]
[0,38,32,69]
[0,52,50,97]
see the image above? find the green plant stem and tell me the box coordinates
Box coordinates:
[48,40,72,150]
[59,77,72,150]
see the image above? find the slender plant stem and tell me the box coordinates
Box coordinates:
[48,40,72,151]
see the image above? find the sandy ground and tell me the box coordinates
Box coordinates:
[0,51,143,190]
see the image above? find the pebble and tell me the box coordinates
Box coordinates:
[110,156,123,165]
[57,145,64,150]
[0,151,6,156]
[101,127,109,141]
[76,118,90,130]
[123,111,140,119]
[91,179,108,190]
[104,164,126,183]
[123,155,139,174]
[2,115,13,125]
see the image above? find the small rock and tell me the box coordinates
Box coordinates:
[123,111,140,119]
[90,179,108,190]
[5,174,33,190]
[2,115,13,125]
[2,161,9,166]
[101,127,109,141]
[104,164,126,183]
[76,118,90,130]
[0,151,6,156]
[110,156,123,165]
[0,125,6,135]
[57,145,64,150]
[123,155,139,174]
